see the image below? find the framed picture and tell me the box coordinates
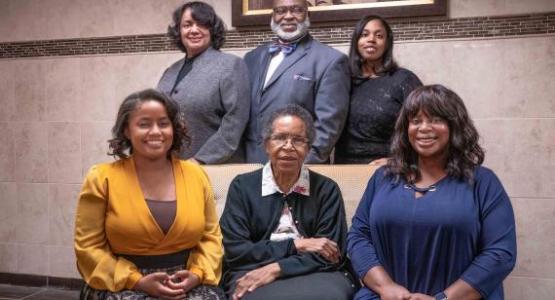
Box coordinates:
[232,0,447,27]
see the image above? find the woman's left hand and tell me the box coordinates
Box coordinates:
[166,270,201,294]
[232,263,281,300]
[408,293,434,300]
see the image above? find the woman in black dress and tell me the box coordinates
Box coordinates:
[335,15,422,164]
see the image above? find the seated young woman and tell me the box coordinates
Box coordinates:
[74,89,224,300]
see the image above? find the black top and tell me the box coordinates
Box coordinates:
[335,68,422,164]
[170,55,197,94]
[219,168,351,294]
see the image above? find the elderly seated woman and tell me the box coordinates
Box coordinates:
[219,104,356,300]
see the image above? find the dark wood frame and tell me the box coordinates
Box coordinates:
[232,0,447,27]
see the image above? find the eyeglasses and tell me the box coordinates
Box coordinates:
[273,5,307,16]
[269,133,309,148]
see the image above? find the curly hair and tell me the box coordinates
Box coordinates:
[108,89,190,159]
[168,1,226,53]
[386,84,484,183]
[349,15,397,78]
[262,104,316,146]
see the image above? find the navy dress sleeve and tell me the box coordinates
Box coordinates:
[347,168,386,279]
[460,168,517,298]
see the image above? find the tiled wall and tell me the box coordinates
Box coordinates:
[0,0,554,298]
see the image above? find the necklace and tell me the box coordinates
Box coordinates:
[404,183,437,193]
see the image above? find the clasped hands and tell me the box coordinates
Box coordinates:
[134,270,200,300]
[232,237,340,300]
[379,282,436,300]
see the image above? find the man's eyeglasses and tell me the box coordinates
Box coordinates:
[269,134,309,148]
[273,5,307,16]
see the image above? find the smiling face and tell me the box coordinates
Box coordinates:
[408,110,450,163]
[125,100,174,161]
[357,19,387,65]
[180,8,211,57]
[271,0,309,41]
[265,115,309,177]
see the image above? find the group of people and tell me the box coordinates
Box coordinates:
[74,0,517,299]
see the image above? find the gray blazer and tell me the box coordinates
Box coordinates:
[244,35,350,163]
[158,47,250,164]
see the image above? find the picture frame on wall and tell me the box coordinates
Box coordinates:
[232,0,447,27]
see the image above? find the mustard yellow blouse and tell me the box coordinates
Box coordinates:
[74,156,222,292]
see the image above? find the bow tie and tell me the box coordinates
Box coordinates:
[268,42,297,56]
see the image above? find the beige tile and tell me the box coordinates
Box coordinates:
[13,60,46,121]
[81,122,114,177]
[0,61,15,121]
[79,56,118,122]
[0,243,18,273]
[0,1,12,42]
[113,54,175,101]
[78,0,115,38]
[510,198,555,279]
[48,184,80,246]
[48,245,80,278]
[16,183,49,244]
[45,58,82,122]
[0,183,17,242]
[6,0,46,41]
[450,0,555,18]
[112,0,179,36]
[0,122,15,182]
[48,122,82,183]
[504,276,555,300]
[397,36,555,119]
[42,0,82,40]
[476,118,555,198]
[14,122,48,183]
[208,0,232,29]
[17,243,48,275]
[501,36,555,118]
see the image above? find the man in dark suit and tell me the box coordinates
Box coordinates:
[244,0,350,163]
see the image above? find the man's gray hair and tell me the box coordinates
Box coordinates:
[262,104,316,145]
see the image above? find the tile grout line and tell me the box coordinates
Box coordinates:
[19,287,47,300]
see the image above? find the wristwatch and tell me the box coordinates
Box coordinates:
[434,292,448,300]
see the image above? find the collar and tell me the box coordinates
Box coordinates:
[261,162,310,197]
[267,33,310,55]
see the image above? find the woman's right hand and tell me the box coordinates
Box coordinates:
[294,237,340,263]
[378,282,411,300]
[134,272,185,300]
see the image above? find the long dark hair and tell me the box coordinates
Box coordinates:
[108,89,190,159]
[386,84,484,183]
[168,1,226,53]
[349,15,397,78]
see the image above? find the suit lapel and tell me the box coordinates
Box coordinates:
[263,37,311,91]
[254,48,272,98]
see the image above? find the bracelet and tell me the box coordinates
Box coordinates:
[434,291,448,300]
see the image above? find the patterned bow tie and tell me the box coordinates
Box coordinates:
[268,42,297,56]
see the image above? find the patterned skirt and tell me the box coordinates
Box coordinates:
[80,265,225,300]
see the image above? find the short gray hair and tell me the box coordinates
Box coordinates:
[262,104,316,145]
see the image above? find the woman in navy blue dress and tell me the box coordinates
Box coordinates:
[347,85,516,300]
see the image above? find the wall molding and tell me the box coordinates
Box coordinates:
[1,12,553,59]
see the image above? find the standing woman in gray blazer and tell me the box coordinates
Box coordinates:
[158,1,250,164]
